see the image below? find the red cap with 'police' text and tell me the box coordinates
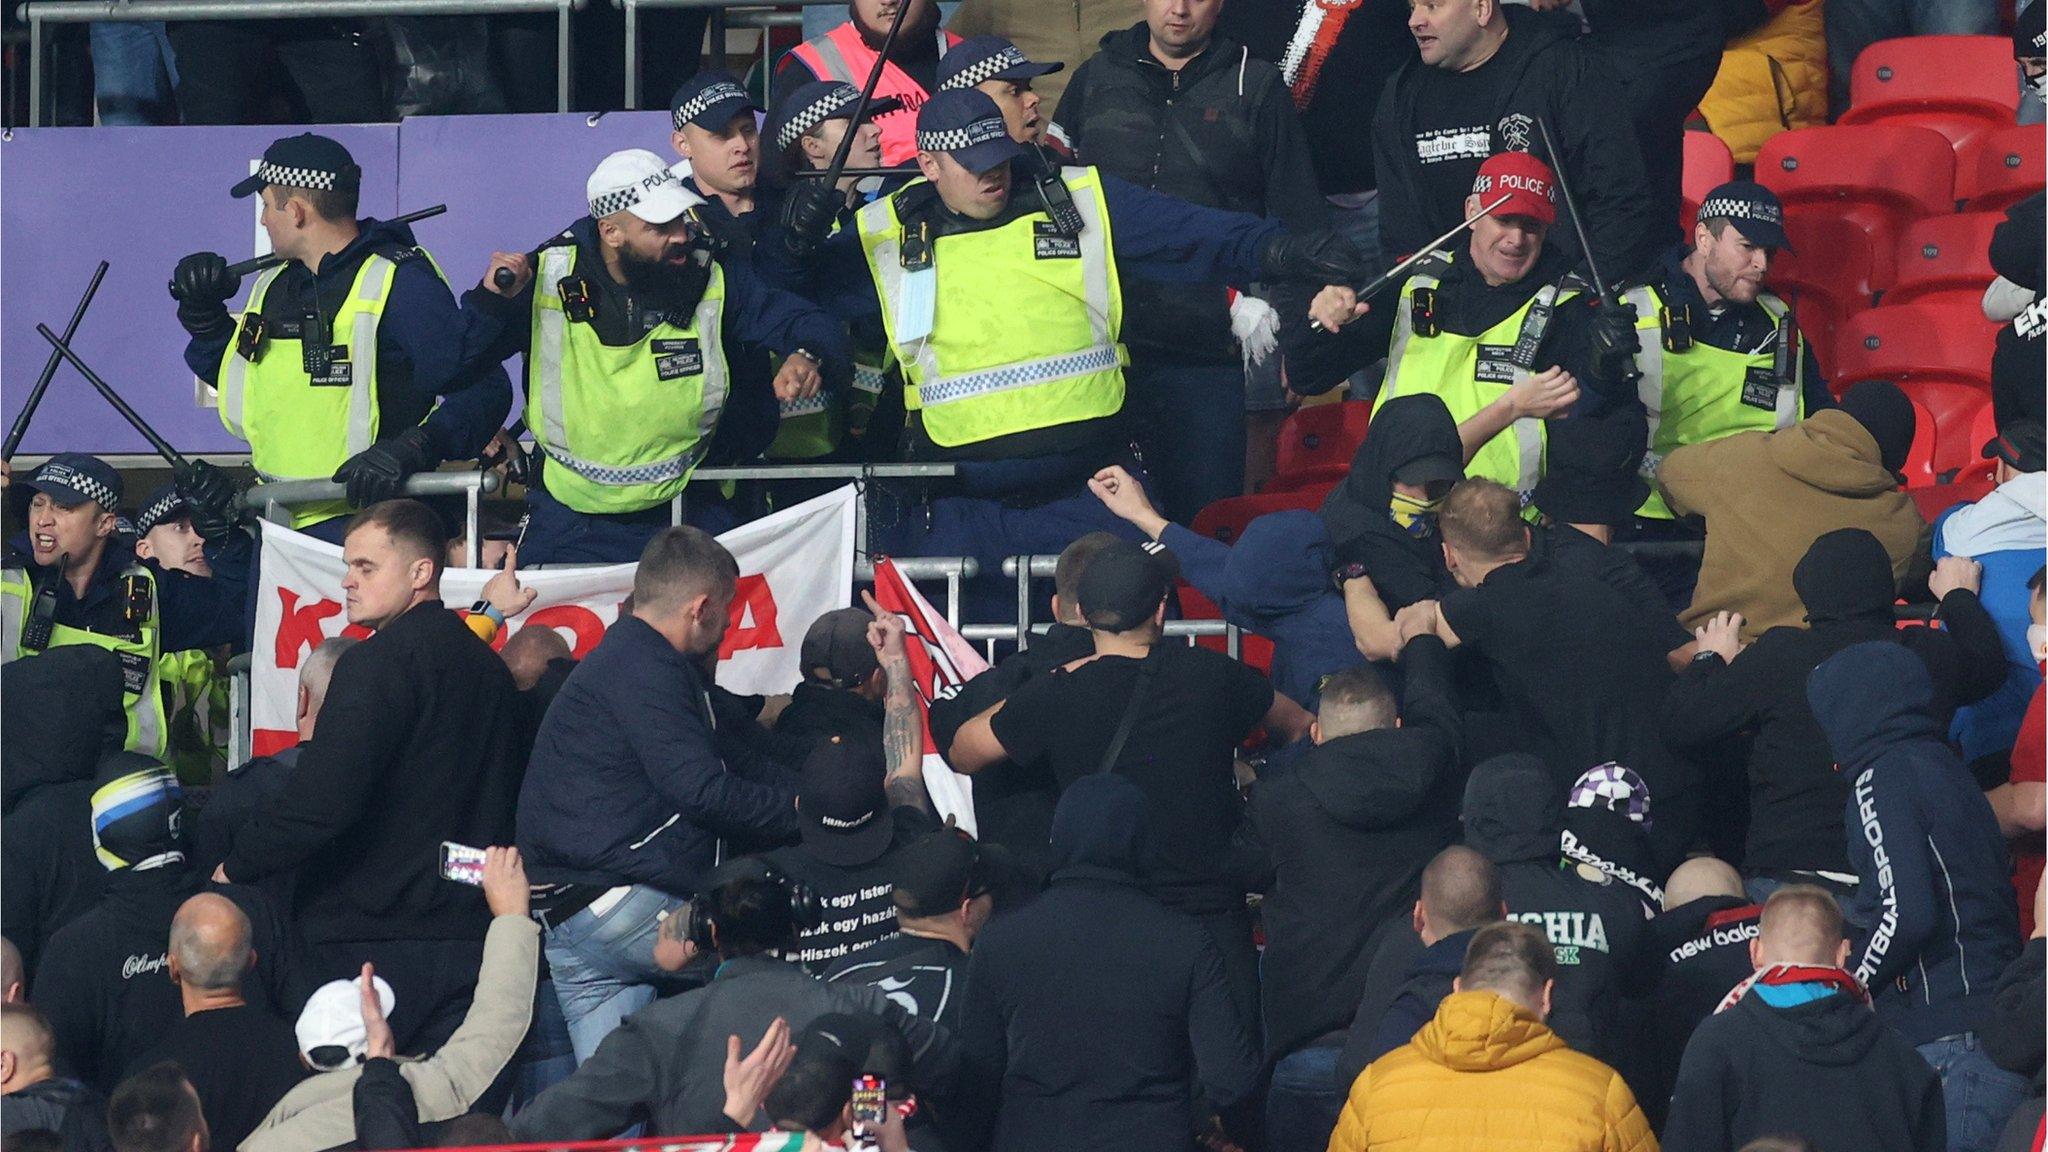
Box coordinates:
[1471,151,1558,226]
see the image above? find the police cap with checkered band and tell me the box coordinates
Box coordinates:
[915,88,1025,175]
[586,149,706,225]
[766,80,904,154]
[938,35,1063,92]
[230,133,363,200]
[23,453,124,511]
[1695,180,1792,251]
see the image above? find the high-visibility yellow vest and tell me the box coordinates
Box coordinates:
[2,564,166,757]
[856,166,1127,450]
[157,647,229,786]
[218,254,407,529]
[1623,281,1803,520]
[767,354,891,460]
[1376,251,1578,495]
[524,245,729,514]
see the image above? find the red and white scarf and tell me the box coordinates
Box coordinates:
[1714,963,1872,1015]
[1279,0,1365,110]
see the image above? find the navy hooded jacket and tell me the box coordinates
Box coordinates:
[1808,640,2021,1045]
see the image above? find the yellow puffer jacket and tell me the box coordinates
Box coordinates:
[1327,991,1659,1152]
[1697,0,1829,164]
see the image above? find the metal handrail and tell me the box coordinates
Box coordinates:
[242,470,502,567]
[672,462,958,561]
[614,0,844,110]
[16,0,586,125]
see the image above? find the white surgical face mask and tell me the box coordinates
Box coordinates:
[2030,622,2046,664]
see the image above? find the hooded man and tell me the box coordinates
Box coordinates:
[1810,641,2026,1152]
[1663,884,1945,1152]
[1660,380,1931,640]
[1664,528,2008,884]
[957,774,1261,1151]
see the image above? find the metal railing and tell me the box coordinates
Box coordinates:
[14,0,588,126]
[947,552,1242,662]
[613,0,843,111]
[680,461,958,567]
[242,470,502,567]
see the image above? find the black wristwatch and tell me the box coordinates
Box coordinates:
[1332,561,1369,590]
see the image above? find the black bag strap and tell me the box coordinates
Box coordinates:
[1097,643,1167,775]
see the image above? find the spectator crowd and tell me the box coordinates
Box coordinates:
[3,1,2046,1152]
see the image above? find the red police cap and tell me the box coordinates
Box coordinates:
[1471,151,1557,226]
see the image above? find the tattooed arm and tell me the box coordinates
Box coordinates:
[864,590,931,816]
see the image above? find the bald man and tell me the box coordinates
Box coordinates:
[3,1000,113,1150]
[1641,857,1760,1129]
[1,938,22,1004]
[1664,886,1945,1152]
[135,895,303,1152]
[500,626,571,694]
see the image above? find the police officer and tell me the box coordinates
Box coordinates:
[1292,151,1644,538]
[1619,181,1831,521]
[463,150,852,565]
[766,88,1365,590]
[937,35,1062,146]
[1,455,246,758]
[131,485,231,785]
[170,133,513,540]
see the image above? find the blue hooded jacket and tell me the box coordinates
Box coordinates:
[1808,641,2020,1044]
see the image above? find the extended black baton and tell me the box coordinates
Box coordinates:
[4,261,109,462]
[167,204,450,297]
[34,325,188,468]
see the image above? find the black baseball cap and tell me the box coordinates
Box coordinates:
[891,827,1000,917]
[1076,539,1180,633]
[800,608,882,688]
[23,453,123,510]
[1984,418,2046,473]
[671,70,760,132]
[2017,0,2045,60]
[768,81,904,154]
[231,133,362,200]
[798,736,894,868]
[1391,447,1465,488]
[938,36,1064,92]
[1695,180,1792,251]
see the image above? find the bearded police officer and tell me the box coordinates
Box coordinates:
[1619,182,1832,521]
[765,88,1365,591]
[2,455,246,758]
[171,134,513,539]
[462,150,852,564]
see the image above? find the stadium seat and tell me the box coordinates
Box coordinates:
[1681,130,1736,235]
[1910,467,1999,519]
[1959,123,2047,212]
[1175,582,1275,674]
[1189,490,1327,546]
[1758,125,1957,289]
[1839,36,2021,154]
[1885,212,2004,308]
[1265,401,1372,494]
[1900,379,1992,473]
[1969,397,1999,454]
[1903,399,1941,488]
[1769,214,1879,377]
[1832,303,1999,392]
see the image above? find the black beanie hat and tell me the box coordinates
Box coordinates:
[1795,527,1898,623]
[1837,381,1917,474]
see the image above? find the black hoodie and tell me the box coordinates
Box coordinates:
[1,648,126,976]
[1229,636,1463,1060]
[1663,528,2009,875]
[1663,988,1945,1152]
[957,774,1262,1152]
[1321,395,1465,611]
[1460,754,1648,1071]
[0,1077,113,1152]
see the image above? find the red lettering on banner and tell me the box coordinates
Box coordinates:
[519,606,609,658]
[718,574,783,659]
[274,588,343,670]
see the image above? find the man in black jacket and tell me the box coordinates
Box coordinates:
[1664,529,2009,885]
[1664,885,1945,1152]
[776,608,887,750]
[1370,0,1656,280]
[1051,0,1329,518]
[1,1002,113,1152]
[1641,856,1760,1131]
[217,500,524,1055]
[826,827,998,1036]
[1229,644,1461,1148]
[519,525,800,1063]
[958,773,1261,1151]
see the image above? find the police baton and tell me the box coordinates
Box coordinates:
[4,261,109,462]
[1534,116,1639,384]
[1310,195,1511,333]
[166,203,450,298]
[33,325,189,468]
[819,0,918,191]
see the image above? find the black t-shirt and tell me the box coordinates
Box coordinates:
[823,931,969,1034]
[990,643,1273,913]
[765,807,937,974]
[136,1005,305,1152]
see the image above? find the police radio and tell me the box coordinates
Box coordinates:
[20,556,63,652]
[1033,171,1085,238]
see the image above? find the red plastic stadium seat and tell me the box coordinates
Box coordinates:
[1903,399,1941,488]
[1839,36,2020,154]
[1175,582,1275,673]
[1769,215,1879,377]
[1681,130,1736,235]
[1959,123,2047,212]
[1266,401,1373,494]
[1969,398,1998,454]
[1758,125,1957,289]
[1886,212,2004,308]
[1189,490,1327,546]
[1832,304,1999,392]
[1900,379,1992,473]
[1910,468,1999,519]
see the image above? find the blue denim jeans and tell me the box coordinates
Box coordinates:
[506,978,578,1111]
[1919,1032,2031,1152]
[543,885,688,1064]
[1266,1044,1347,1152]
[89,22,178,125]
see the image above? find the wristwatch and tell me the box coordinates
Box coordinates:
[787,347,821,367]
[1332,561,1370,590]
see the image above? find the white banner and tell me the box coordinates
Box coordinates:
[250,485,857,757]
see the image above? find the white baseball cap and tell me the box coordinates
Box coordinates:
[296,974,396,1070]
[586,149,705,225]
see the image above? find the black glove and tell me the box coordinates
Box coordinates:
[171,252,242,341]
[779,177,844,260]
[1258,228,1369,286]
[174,460,242,544]
[332,427,438,508]
[1590,295,1642,383]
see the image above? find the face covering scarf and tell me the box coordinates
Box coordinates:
[1390,490,1442,535]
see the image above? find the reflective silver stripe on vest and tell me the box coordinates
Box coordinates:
[805,31,858,84]
[1381,252,1453,396]
[217,265,287,441]
[541,438,712,486]
[1762,294,1800,430]
[1625,284,1666,475]
[1390,255,1545,493]
[217,259,388,460]
[852,363,888,395]
[780,393,830,418]
[534,247,578,450]
[924,344,1121,406]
